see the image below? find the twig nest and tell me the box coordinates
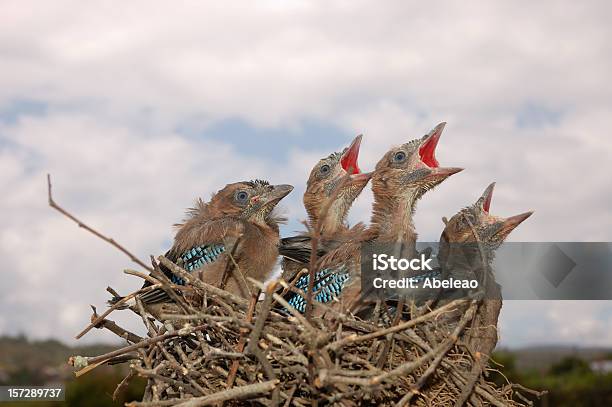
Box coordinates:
[71,258,543,406]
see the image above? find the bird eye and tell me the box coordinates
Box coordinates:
[320,164,331,175]
[235,191,249,203]
[393,151,407,163]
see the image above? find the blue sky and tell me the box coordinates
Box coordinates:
[0,0,611,347]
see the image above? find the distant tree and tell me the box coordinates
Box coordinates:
[550,356,592,376]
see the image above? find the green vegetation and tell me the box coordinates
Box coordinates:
[0,335,144,406]
[490,351,612,406]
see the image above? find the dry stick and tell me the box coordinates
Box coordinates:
[113,370,135,401]
[246,282,280,405]
[158,256,247,307]
[395,301,478,406]
[218,236,251,296]
[134,364,200,396]
[375,297,405,369]
[247,278,316,332]
[135,297,158,337]
[225,288,259,391]
[89,305,143,343]
[127,380,280,407]
[76,283,163,339]
[147,259,194,314]
[47,174,152,272]
[246,281,277,353]
[325,298,462,352]
[69,324,207,371]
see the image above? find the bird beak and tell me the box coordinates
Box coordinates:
[479,182,496,213]
[418,122,445,168]
[262,184,294,206]
[490,210,534,241]
[340,134,362,174]
[501,211,534,233]
[350,171,372,182]
[430,167,463,178]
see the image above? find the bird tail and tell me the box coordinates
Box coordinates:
[107,295,131,310]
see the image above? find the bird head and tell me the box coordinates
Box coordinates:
[440,182,534,252]
[303,135,371,233]
[209,180,294,227]
[371,122,463,211]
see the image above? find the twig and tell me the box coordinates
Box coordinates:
[158,256,247,307]
[47,174,152,272]
[127,380,279,407]
[325,299,462,352]
[90,305,143,343]
[76,283,163,339]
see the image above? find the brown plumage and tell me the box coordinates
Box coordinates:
[437,182,533,359]
[280,123,462,315]
[137,180,293,308]
[280,135,371,282]
[321,123,463,314]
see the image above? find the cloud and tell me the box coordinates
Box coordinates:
[0,1,611,345]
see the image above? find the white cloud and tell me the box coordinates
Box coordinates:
[0,1,611,345]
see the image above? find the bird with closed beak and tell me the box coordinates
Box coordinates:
[111,180,293,316]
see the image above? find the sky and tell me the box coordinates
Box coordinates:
[0,1,611,347]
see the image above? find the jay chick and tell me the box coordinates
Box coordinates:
[279,135,371,283]
[436,182,533,359]
[116,180,293,312]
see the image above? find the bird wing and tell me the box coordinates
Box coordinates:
[139,218,247,305]
[283,265,350,314]
[278,235,329,264]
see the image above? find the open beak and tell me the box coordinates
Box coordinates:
[417,122,462,179]
[480,182,496,213]
[418,122,445,168]
[501,211,534,233]
[340,134,362,174]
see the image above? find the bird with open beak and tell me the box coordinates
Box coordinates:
[435,182,533,360]
[110,180,293,317]
[438,182,534,272]
[279,135,371,283]
[284,123,463,315]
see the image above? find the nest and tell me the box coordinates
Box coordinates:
[46,173,544,406]
[67,254,544,406]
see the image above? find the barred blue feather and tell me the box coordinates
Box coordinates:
[172,244,226,285]
[138,244,226,305]
[285,267,350,314]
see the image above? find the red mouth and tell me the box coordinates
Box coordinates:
[340,134,362,174]
[418,122,445,168]
[482,182,495,213]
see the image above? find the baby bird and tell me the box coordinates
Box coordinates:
[285,123,462,314]
[119,180,293,311]
[279,135,371,283]
[394,183,533,306]
[438,182,533,276]
[436,183,533,358]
